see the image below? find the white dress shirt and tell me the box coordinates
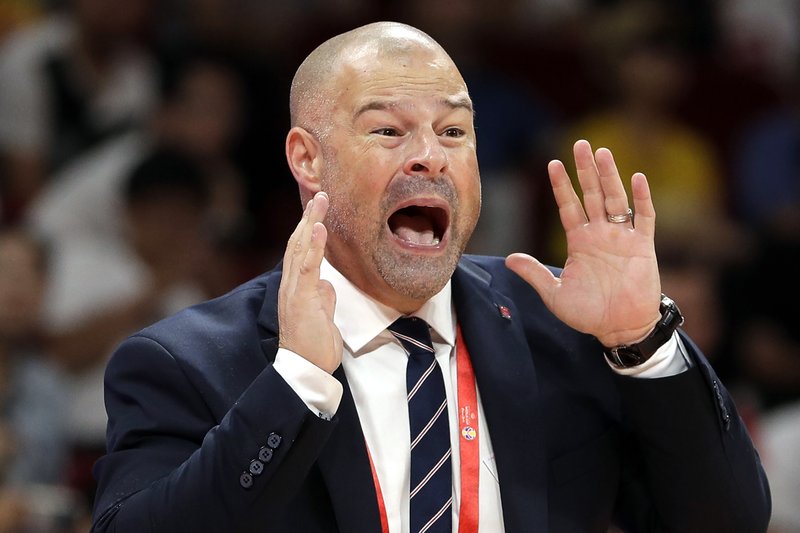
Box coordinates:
[273,259,690,532]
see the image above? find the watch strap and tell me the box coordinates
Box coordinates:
[604,294,684,369]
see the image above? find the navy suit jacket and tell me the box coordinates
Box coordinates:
[91,256,770,532]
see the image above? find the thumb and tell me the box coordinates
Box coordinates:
[505,253,559,301]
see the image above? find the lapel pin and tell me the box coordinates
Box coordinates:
[496,304,512,320]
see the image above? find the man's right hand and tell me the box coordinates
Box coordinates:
[277,192,343,374]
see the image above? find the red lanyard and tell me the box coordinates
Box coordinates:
[455,325,480,532]
[368,324,480,532]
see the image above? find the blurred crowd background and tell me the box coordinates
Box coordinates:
[0,0,798,531]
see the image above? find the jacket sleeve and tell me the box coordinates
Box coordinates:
[91,334,337,532]
[613,334,771,533]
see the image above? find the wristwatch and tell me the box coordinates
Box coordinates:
[604,294,684,369]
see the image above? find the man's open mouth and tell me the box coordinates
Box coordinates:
[387,202,449,248]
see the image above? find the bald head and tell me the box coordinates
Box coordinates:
[289,22,456,134]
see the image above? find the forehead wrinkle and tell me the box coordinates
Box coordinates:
[350,67,458,90]
[353,95,474,121]
[353,100,398,120]
[443,95,474,115]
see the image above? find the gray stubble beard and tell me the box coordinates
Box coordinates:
[324,172,477,302]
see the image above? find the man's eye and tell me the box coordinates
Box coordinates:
[442,127,465,138]
[373,127,400,136]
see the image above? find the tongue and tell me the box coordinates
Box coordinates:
[392,212,437,245]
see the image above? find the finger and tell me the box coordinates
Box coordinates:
[282,197,314,289]
[505,253,559,306]
[631,172,656,238]
[298,221,328,293]
[548,159,588,231]
[296,192,329,272]
[594,148,630,223]
[573,140,606,222]
[306,191,329,229]
[284,192,328,294]
[309,192,330,235]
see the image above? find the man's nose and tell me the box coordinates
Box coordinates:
[403,129,448,177]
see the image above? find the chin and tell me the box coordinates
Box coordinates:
[375,243,462,302]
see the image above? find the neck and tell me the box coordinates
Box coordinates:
[323,255,429,315]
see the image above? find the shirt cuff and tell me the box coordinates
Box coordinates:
[607,331,693,378]
[273,348,343,420]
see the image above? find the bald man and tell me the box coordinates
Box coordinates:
[91,22,770,533]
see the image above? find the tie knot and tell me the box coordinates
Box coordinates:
[388,317,435,355]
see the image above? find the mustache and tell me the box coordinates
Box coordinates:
[381,175,457,210]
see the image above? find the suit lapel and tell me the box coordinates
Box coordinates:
[452,260,549,533]
[257,268,382,533]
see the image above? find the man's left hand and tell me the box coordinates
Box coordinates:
[506,140,661,347]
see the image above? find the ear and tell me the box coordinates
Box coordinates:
[286,126,323,201]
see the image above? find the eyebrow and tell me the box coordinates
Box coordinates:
[353,95,474,120]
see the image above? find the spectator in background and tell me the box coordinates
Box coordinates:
[717,0,800,83]
[156,56,250,254]
[728,174,800,415]
[0,0,158,223]
[734,64,800,230]
[727,61,800,413]
[0,227,80,531]
[26,55,252,291]
[552,0,731,260]
[658,251,724,366]
[34,150,215,513]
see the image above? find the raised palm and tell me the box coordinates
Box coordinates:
[506,140,662,347]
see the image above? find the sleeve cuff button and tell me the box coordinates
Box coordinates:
[258,446,273,463]
[249,459,264,475]
[267,432,282,449]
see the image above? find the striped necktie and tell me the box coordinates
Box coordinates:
[388,317,452,533]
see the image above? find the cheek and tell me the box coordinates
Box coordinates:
[321,169,377,240]
[327,156,391,210]
[454,157,481,199]
[454,166,482,232]
[333,183,384,230]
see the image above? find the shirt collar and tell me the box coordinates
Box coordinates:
[320,258,456,355]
